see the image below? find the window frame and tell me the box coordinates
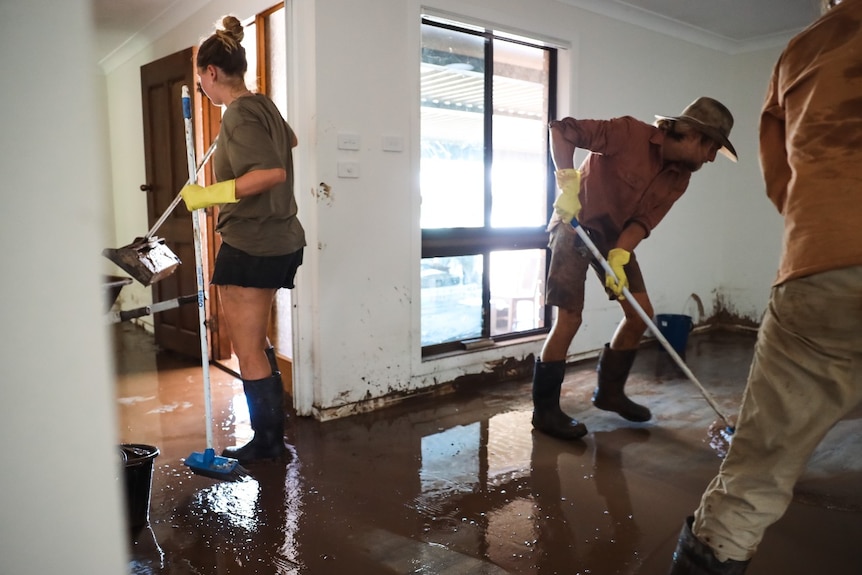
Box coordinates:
[420,16,558,357]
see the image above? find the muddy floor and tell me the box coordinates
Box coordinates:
[114,323,862,574]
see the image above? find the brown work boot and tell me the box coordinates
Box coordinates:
[531,360,588,440]
[592,344,651,422]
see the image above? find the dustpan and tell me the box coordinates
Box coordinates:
[102,140,218,286]
[103,237,181,286]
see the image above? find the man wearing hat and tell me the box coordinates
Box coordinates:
[531,96,736,441]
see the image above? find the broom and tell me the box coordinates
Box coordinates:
[178,85,247,481]
[570,218,736,441]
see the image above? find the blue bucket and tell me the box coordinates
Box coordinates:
[655,314,693,357]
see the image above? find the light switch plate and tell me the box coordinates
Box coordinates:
[337,133,360,150]
[337,161,360,178]
[382,135,403,152]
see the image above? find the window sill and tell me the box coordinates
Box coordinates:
[422,331,546,362]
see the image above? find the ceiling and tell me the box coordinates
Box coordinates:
[560,0,822,51]
[91,0,822,67]
[610,0,820,41]
[91,0,208,69]
[92,0,173,64]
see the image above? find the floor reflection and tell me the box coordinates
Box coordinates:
[114,323,862,574]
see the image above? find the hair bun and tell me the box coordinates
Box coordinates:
[221,15,244,43]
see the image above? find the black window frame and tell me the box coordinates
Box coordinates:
[420,16,558,357]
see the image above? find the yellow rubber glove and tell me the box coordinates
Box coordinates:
[552,168,582,224]
[605,248,630,299]
[181,180,238,211]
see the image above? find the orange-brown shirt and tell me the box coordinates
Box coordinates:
[549,116,691,247]
[760,0,862,285]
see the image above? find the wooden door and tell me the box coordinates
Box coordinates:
[140,48,210,358]
[199,95,234,361]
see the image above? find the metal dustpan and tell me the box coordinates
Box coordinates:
[102,139,218,287]
[103,236,181,287]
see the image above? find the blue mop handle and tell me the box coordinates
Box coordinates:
[182,85,215,450]
[569,218,733,429]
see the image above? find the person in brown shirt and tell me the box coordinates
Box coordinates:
[669,1,862,572]
[532,97,737,440]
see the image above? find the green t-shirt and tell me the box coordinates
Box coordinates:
[214,94,306,256]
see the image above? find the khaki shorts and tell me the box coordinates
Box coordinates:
[545,222,645,312]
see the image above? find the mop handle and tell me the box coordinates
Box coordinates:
[182,85,215,451]
[570,219,733,428]
[144,139,218,240]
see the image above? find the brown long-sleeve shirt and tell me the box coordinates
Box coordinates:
[760,0,862,285]
[549,116,691,248]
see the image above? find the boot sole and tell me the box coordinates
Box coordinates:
[531,420,588,440]
[592,399,652,422]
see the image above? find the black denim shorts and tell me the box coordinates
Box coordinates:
[211,242,304,289]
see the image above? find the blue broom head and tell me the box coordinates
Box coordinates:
[184,448,245,477]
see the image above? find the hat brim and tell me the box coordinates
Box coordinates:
[655,114,738,162]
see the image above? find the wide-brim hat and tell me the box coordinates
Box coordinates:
[656,97,737,162]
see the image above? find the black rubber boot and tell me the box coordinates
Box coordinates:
[222,374,287,464]
[592,344,651,422]
[531,360,588,440]
[668,516,750,574]
[264,346,281,376]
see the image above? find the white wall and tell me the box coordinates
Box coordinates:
[717,47,786,321]
[102,0,793,419]
[1,1,128,573]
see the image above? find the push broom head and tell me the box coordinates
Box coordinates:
[184,448,249,481]
[707,418,736,459]
[103,236,181,286]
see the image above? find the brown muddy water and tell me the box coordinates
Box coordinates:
[113,324,862,574]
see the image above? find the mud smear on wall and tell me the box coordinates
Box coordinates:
[450,354,535,389]
[701,291,760,330]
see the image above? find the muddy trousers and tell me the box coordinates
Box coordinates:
[222,373,287,464]
[690,266,862,563]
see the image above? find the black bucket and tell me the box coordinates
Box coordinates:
[121,444,159,531]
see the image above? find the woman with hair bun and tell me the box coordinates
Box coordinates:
[181,15,305,464]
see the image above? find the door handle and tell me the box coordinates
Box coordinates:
[140,184,153,192]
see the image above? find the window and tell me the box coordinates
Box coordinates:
[420,16,557,355]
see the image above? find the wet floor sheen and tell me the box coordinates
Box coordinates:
[114,324,862,574]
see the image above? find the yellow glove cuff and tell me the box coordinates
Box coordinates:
[181,179,238,211]
[207,179,237,205]
[607,248,631,267]
[605,248,631,298]
[555,168,580,194]
[552,169,582,224]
